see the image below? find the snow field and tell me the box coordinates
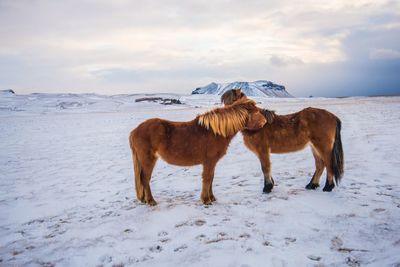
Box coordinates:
[0,95,399,266]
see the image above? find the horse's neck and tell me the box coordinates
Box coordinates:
[194,117,239,140]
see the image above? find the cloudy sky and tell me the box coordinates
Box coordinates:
[0,0,399,96]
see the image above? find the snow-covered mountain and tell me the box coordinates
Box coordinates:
[192,80,293,97]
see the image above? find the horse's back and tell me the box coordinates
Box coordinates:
[251,107,338,153]
[270,115,309,153]
[131,118,165,142]
[131,118,230,166]
[156,120,232,166]
[300,107,338,133]
[301,107,337,121]
[130,118,166,157]
[300,107,338,150]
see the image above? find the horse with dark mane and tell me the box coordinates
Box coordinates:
[129,98,267,205]
[221,89,344,193]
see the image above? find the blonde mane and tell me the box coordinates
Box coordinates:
[197,99,255,137]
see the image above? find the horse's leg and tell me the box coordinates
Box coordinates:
[201,162,217,205]
[312,136,336,192]
[259,150,274,193]
[306,147,325,189]
[322,162,335,192]
[209,176,216,202]
[316,145,335,192]
[141,153,158,205]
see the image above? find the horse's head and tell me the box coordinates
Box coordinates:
[221,89,247,106]
[237,98,267,130]
[221,89,274,125]
[198,98,267,137]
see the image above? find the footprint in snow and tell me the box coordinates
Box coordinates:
[373,208,386,213]
[158,231,168,236]
[159,237,170,243]
[245,221,255,227]
[196,234,206,241]
[99,255,112,263]
[239,233,251,239]
[12,250,24,256]
[262,240,272,247]
[307,255,321,261]
[331,236,343,250]
[194,219,206,226]
[284,237,297,245]
[175,219,206,227]
[174,244,187,252]
[157,230,170,243]
[149,245,162,253]
[35,261,56,267]
[175,221,189,228]
[336,213,356,218]
[346,257,361,267]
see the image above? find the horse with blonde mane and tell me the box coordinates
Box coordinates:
[221,89,344,193]
[129,98,267,205]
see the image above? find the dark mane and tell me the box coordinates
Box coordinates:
[260,108,276,124]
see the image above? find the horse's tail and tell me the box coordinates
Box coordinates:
[129,131,145,201]
[331,117,344,185]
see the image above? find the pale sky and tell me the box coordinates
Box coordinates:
[0,0,399,96]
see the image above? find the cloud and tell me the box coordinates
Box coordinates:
[268,55,304,67]
[369,48,400,60]
[0,0,399,95]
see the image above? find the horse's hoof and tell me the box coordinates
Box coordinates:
[305,183,319,190]
[263,183,273,193]
[201,195,212,205]
[210,195,216,202]
[271,177,275,185]
[147,199,158,206]
[322,183,335,192]
[202,200,213,205]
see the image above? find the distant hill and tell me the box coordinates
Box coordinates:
[192,80,292,97]
[0,89,16,95]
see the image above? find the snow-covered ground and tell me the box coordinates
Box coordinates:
[1,92,399,266]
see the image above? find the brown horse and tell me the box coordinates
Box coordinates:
[129,98,267,205]
[221,89,344,193]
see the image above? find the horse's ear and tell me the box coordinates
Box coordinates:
[245,110,267,130]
